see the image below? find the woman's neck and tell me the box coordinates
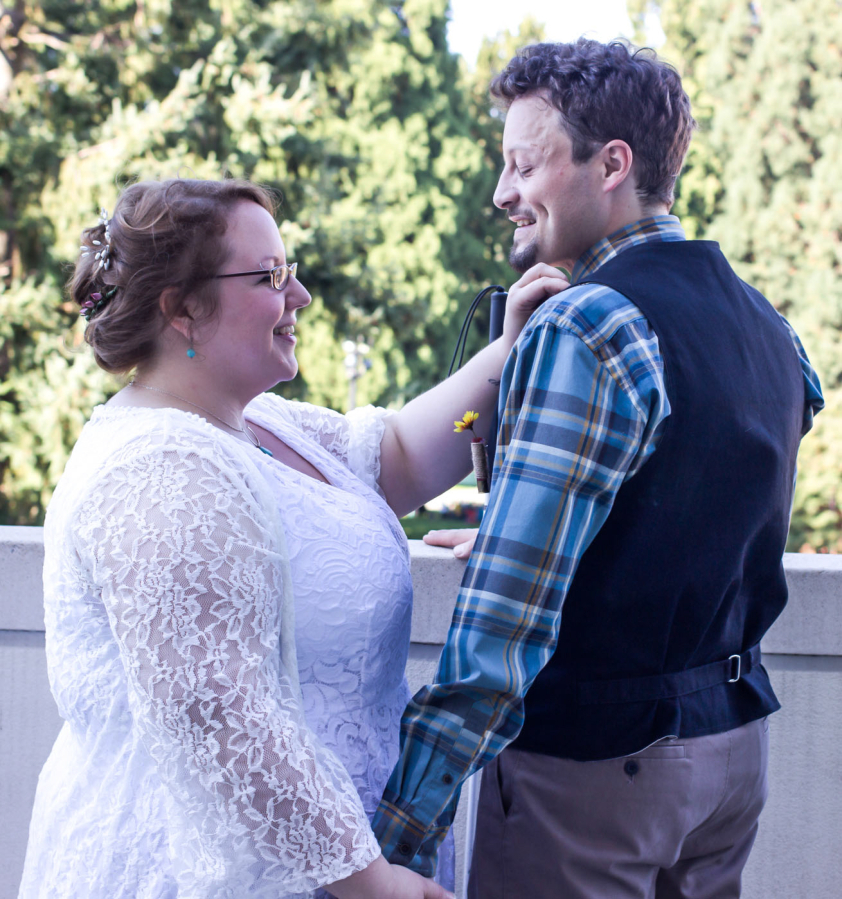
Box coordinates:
[111,359,254,441]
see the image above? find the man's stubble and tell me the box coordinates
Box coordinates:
[509,239,538,275]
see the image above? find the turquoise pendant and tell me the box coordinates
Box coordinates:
[259,446,274,456]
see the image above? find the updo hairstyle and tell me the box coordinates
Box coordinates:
[72,178,276,374]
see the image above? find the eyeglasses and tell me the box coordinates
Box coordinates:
[214,262,298,291]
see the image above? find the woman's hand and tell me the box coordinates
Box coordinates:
[327,854,454,899]
[379,264,569,516]
[501,263,571,351]
[383,864,455,899]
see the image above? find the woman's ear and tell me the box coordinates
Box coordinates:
[158,287,194,340]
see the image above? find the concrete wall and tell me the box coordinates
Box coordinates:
[2,527,841,898]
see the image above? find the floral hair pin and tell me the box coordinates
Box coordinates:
[80,208,113,271]
[79,286,117,321]
[454,410,489,493]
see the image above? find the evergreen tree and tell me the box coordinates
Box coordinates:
[629,0,842,550]
[463,17,548,274]
[0,0,511,524]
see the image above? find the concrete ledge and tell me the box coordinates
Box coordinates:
[407,538,842,655]
[409,540,464,643]
[761,553,842,655]
[2,527,842,898]
[4,529,840,651]
[0,526,46,631]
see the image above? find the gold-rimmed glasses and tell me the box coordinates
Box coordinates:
[215,262,298,291]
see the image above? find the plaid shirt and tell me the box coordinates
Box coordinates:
[372,217,824,874]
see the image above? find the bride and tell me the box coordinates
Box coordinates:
[18,178,567,898]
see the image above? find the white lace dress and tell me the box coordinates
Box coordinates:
[18,393,419,899]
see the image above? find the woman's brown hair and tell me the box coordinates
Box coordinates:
[71,178,276,375]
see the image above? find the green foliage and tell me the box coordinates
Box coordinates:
[629,0,842,550]
[9,1,832,549]
[0,0,515,524]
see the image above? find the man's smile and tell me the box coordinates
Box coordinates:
[510,214,536,233]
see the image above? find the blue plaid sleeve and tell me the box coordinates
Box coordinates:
[372,288,668,873]
[776,312,825,433]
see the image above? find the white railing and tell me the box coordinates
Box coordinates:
[2,527,841,898]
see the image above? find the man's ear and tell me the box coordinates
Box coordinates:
[158,287,194,340]
[601,140,634,193]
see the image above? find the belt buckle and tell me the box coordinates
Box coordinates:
[728,653,741,683]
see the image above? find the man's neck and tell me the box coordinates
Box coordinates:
[571,213,684,283]
[605,201,671,236]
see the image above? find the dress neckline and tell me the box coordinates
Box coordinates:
[92,401,338,487]
[244,398,342,488]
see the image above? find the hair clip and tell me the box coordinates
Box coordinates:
[82,207,113,271]
[78,286,118,321]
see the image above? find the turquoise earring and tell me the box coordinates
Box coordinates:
[187,337,196,359]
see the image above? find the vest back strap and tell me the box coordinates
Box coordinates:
[576,645,762,705]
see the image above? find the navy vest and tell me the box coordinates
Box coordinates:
[510,240,804,761]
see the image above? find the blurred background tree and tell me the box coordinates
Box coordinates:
[1,0,839,550]
[0,0,514,524]
[629,0,842,550]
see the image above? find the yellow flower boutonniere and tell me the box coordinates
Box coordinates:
[454,410,480,434]
[454,409,489,493]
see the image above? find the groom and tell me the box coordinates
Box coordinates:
[372,38,822,897]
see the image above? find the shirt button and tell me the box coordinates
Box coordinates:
[624,760,640,777]
[442,773,454,785]
[398,843,412,856]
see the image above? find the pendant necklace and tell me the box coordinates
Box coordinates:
[129,381,274,456]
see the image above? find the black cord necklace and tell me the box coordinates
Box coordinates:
[447,285,506,377]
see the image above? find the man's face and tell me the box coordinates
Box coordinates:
[493,93,606,274]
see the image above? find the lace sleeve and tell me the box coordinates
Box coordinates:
[256,395,392,495]
[72,445,381,896]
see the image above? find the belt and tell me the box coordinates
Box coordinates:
[577,644,762,705]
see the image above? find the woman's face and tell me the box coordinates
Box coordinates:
[198,201,311,397]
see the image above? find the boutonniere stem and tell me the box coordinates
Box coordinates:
[454,410,489,493]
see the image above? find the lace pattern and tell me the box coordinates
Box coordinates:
[251,394,393,498]
[245,394,415,804]
[20,403,396,898]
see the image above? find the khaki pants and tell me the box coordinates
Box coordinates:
[467,718,769,899]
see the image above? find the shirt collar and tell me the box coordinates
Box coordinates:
[571,215,686,284]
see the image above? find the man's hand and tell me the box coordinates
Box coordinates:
[423,528,478,560]
[501,263,571,350]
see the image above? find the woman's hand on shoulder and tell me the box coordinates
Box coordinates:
[501,263,571,350]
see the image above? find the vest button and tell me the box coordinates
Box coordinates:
[624,760,640,777]
[442,773,454,785]
[398,843,412,856]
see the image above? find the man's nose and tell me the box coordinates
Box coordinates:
[493,173,517,210]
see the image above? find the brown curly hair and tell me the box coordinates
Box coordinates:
[72,178,277,375]
[491,39,696,207]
